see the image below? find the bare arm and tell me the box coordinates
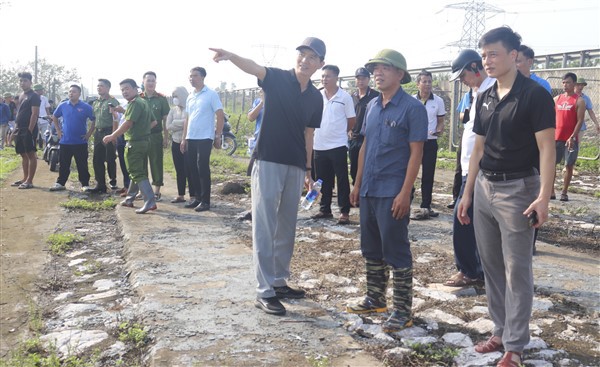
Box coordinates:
[391,141,424,220]
[350,137,366,206]
[567,97,586,150]
[435,115,445,134]
[52,115,62,139]
[210,48,267,81]
[29,106,40,132]
[457,134,484,225]
[213,109,225,149]
[248,100,264,122]
[587,108,599,132]
[112,110,119,132]
[102,120,133,144]
[346,117,356,132]
[523,128,555,228]
[180,115,189,153]
[304,127,315,189]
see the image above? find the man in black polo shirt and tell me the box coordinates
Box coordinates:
[210,37,325,316]
[457,27,555,367]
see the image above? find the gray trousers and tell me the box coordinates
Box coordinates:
[251,160,304,298]
[473,171,538,352]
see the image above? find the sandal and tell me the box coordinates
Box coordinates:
[444,272,481,287]
[475,336,503,354]
[170,197,186,203]
[18,182,34,189]
[497,351,522,367]
[311,211,333,219]
[337,214,350,224]
[559,193,569,202]
[11,180,24,187]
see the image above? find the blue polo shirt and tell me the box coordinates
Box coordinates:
[185,85,223,140]
[530,73,551,94]
[360,87,428,197]
[53,100,95,145]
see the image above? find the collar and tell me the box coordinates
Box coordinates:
[377,87,406,107]
[415,91,434,101]
[140,91,164,98]
[489,71,525,100]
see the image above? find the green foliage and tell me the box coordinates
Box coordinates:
[406,342,460,366]
[0,336,98,367]
[47,232,83,255]
[306,355,331,367]
[118,322,148,349]
[0,58,81,102]
[73,261,101,276]
[60,198,117,211]
[210,150,249,177]
[28,301,44,333]
[0,148,20,183]
[575,141,599,172]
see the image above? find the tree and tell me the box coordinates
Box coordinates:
[0,58,80,102]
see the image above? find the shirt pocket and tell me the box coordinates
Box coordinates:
[380,119,404,146]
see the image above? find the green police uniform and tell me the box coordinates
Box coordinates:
[124,96,152,183]
[92,96,120,188]
[141,92,170,187]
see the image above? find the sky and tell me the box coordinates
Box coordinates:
[0,0,598,96]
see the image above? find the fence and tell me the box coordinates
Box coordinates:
[218,66,599,158]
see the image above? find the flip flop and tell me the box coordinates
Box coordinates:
[444,272,480,287]
[18,183,34,189]
[11,180,23,186]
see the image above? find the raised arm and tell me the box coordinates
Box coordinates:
[209,48,267,82]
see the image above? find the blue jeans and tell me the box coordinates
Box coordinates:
[452,175,483,280]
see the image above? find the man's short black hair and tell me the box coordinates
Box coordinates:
[120,78,139,89]
[191,67,207,77]
[563,72,577,83]
[518,45,534,59]
[143,71,157,79]
[17,72,33,81]
[69,84,82,93]
[98,78,111,88]
[479,26,521,53]
[416,69,433,84]
[322,64,340,76]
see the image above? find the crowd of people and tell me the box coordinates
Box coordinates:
[2,26,598,367]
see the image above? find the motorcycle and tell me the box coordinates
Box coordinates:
[221,114,237,156]
[41,116,60,172]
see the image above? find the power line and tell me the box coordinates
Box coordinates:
[444,1,505,50]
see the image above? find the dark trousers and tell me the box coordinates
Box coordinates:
[93,131,117,188]
[452,176,483,280]
[420,139,438,209]
[348,138,363,185]
[452,140,462,201]
[57,144,90,186]
[172,141,194,197]
[185,139,212,205]
[314,146,351,214]
[117,140,130,188]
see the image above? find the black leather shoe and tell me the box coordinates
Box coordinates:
[86,186,107,194]
[274,285,306,299]
[255,296,286,315]
[194,202,210,212]
[184,199,201,208]
[447,200,456,209]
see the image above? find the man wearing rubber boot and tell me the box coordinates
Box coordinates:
[103,79,157,214]
[347,49,427,333]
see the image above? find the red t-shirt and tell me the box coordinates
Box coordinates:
[555,93,578,141]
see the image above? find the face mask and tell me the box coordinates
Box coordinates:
[172,97,180,106]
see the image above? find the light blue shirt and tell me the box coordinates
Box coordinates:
[185,86,223,140]
[531,73,552,94]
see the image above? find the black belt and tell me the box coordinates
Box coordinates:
[480,168,537,182]
[96,128,112,133]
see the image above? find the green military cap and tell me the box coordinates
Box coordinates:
[3,92,12,98]
[575,77,587,86]
[33,84,45,91]
[365,49,412,84]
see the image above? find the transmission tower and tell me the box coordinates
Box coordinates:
[252,44,284,67]
[445,1,504,50]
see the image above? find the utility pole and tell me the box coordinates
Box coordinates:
[34,46,38,83]
[445,0,504,50]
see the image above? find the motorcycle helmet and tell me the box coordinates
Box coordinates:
[450,49,482,81]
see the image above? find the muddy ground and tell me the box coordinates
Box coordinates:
[1,153,598,366]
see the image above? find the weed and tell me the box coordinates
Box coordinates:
[306,354,331,367]
[28,301,44,333]
[60,197,117,211]
[118,322,149,349]
[47,232,83,255]
[73,260,101,276]
[405,342,459,366]
[0,148,21,183]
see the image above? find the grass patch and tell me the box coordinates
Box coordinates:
[118,322,149,349]
[60,197,117,211]
[0,148,21,183]
[73,260,102,276]
[210,151,249,179]
[47,232,83,255]
[575,141,599,172]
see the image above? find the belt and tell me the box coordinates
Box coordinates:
[480,168,537,182]
[96,128,113,133]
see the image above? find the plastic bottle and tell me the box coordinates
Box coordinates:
[300,179,323,210]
